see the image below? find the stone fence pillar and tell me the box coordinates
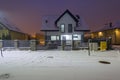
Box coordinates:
[14,40,18,49]
[30,40,36,51]
[0,40,3,48]
[89,42,98,51]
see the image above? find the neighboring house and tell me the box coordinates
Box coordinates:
[91,22,120,44]
[0,17,29,40]
[41,9,90,47]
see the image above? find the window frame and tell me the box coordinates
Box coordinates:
[68,24,73,33]
[60,24,65,33]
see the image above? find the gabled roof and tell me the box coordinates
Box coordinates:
[93,25,114,33]
[114,20,120,29]
[75,16,90,31]
[41,10,90,31]
[55,9,79,25]
[0,16,24,33]
[92,21,120,33]
[41,15,59,31]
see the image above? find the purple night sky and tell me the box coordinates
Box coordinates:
[0,0,120,35]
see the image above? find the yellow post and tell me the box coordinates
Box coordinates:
[100,41,107,51]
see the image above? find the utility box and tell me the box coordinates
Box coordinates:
[100,41,107,51]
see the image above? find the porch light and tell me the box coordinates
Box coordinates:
[98,32,103,37]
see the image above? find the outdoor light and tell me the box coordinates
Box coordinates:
[98,32,103,37]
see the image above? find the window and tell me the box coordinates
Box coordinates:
[73,34,81,40]
[68,24,72,33]
[51,36,60,41]
[60,24,65,32]
[56,36,59,40]
[51,36,56,41]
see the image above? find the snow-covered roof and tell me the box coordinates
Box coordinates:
[114,20,120,28]
[93,25,114,32]
[41,15,59,31]
[0,16,24,33]
[93,21,120,32]
[75,16,90,31]
[41,10,90,31]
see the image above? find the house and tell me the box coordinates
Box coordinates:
[91,21,120,44]
[0,17,29,40]
[41,9,90,48]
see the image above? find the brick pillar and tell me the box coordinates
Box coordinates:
[30,40,36,51]
[89,43,93,51]
[14,40,18,49]
[0,40,3,48]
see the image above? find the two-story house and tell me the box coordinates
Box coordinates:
[41,9,90,48]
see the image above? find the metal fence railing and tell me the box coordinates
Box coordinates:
[3,40,14,47]
[0,40,96,50]
[18,40,30,47]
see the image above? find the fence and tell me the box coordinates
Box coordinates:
[0,40,31,50]
[0,40,100,51]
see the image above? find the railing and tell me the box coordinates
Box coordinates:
[3,40,14,47]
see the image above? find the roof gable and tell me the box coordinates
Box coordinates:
[41,10,90,31]
[0,17,24,33]
[55,9,79,25]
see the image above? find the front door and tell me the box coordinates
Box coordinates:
[61,35,72,46]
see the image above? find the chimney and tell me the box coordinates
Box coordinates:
[76,15,80,19]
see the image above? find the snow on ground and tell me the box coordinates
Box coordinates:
[0,50,120,80]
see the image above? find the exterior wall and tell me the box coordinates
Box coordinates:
[115,29,120,44]
[0,29,9,39]
[10,31,28,40]
[45,31,60,42]
[46,31,60,36]
[91,29,119,44]
[57,13,76,33]
[91,32,98,38]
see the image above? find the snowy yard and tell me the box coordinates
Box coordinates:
[0,50,120,80]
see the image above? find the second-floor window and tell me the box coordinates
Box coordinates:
[60,24,65,33]
[68,24,73,33]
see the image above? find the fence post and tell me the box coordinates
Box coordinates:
[30,40,36,51]
[14,40,18,49]
[0,40,3,57]
[88,39,91,56]
[0,40,3,48]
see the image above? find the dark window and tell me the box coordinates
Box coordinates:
[68,24,72,33]
[45,20,48,23]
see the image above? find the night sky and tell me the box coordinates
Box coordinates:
[0,0,120,35]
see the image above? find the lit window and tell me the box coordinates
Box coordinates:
[73,34,81,40]
[51,36,56,41]
[56,36,59,40]
[60,24,65,32]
